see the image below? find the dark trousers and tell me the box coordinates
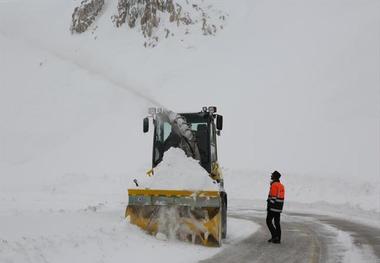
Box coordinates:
[266,210,281,240]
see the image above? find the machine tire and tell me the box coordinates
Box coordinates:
[221,192,227,239]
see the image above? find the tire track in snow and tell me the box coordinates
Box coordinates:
[201,210,379,263]
[288,211,380,260]
[200,212,325,263]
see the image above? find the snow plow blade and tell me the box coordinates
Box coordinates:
[126,189,222,247]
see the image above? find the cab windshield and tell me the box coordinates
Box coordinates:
[153,112,211,172]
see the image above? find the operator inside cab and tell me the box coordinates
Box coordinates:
[163,126,201,161]
[154,111,212,173]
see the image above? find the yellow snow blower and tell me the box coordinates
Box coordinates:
[125,107,227,247]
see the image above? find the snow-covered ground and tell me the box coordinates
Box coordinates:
[0,208,257,263]
[0,0,379,262]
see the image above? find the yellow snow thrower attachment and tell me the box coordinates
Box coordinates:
[126,189,222,247]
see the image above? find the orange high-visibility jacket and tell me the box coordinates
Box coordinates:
[267,181,285,213]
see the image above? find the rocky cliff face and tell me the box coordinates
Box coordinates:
[71,0,105,33]
[113,0,177,37]
[71,0,227,47]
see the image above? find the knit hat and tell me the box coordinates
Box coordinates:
[271,170,281,179]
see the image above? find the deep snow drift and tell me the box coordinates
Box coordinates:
[0,0,379,262]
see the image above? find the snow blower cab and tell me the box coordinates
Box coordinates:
[126,107,227,246]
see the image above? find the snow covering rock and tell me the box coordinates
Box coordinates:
[112,0,227,47]
[71,0,104,33]
[141,148,218,191]
[71,0,227,46]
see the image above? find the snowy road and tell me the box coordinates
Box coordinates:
[201,209,380,263]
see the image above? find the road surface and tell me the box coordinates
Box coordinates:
[200,209,380,263]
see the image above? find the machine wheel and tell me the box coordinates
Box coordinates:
[221,192,227,239]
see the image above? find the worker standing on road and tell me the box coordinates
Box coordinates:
[266,170,285,244]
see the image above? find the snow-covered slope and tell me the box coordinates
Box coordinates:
[1,0,378,208]
[1,0,379,176]
[0,0,379,261]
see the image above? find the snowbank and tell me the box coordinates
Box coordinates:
[0,209,258,263]
[224,169,380,213]
[140,148,218,191]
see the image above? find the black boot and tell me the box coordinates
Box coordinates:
[272,236,281,244]
[267,238,274,243]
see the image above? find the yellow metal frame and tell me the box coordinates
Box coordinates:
[128,189,220,197]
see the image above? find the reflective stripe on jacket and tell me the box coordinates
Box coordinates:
[267,181,285,213]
